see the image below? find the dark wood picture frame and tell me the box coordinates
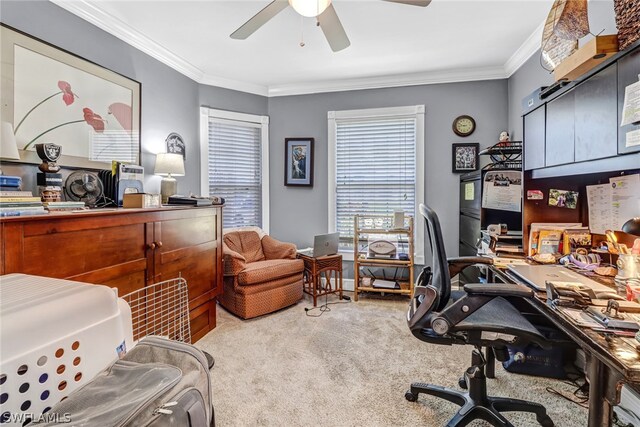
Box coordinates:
[452,142,479,173]
[284,138,314,187]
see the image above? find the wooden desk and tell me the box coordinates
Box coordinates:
[488,265,640,427]
[297,253,343,307]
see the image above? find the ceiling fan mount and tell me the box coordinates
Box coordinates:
[230,0,432,52]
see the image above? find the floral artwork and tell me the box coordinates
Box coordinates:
[1,25,141,168]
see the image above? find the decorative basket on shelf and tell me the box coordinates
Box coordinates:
[614,0,640,50]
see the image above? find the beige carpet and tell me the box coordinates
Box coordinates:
[196,293,587,427]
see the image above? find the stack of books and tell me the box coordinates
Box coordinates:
[0,175,22,191]
[43,201,86,212]
[0,187,47,217]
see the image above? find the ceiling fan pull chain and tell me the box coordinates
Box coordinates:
[299,15,306,47]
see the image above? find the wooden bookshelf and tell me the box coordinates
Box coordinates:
[353,214,414,301]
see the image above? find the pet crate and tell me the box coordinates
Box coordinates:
[121,277,191,344]
[0,274,133,426]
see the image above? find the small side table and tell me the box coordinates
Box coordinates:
[297,253,343,307]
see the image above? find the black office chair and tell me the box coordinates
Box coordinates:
[405,204,554,427]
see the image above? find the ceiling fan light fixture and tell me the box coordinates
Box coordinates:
[289,0,331,17]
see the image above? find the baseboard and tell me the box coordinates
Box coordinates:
[342,278,355,291]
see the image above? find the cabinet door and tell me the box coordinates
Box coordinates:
[575,64,618,162]
[524,106,546,170]
[545,91,575,167]
[618,49,640,154]
[152,208,221,341]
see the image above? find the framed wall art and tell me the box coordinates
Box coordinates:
[285,138,314,187]
[0,24,141,169]
[452,143,479,173]
[166,132,186,160]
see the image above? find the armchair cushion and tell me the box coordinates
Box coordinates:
[238,259,304,286]
[262,235,297,260]
[223,243,246,276]
[224,231,265,263]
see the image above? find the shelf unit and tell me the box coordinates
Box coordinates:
[353,214,414,301]
[480,141,523,171]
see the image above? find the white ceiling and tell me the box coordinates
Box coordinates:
[52,0,557,96]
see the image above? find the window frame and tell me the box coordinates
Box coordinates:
[199,107,270,233]
[328,105,425,264]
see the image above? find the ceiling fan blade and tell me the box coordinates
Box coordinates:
[382,0,432,6]
[230,0,289,40]
[317,4,350,52]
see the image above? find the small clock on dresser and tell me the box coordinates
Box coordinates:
[452,115,476,137]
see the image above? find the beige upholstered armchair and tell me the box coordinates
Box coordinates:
[219,227,304,319]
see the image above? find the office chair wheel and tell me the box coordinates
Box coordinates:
[458,377,467,389]
[538,415,554,427]
[405,391,418,402]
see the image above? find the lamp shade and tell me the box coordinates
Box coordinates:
[0,122,20,160]
[289,0,331,17]
[622,218,640,237]
[154,153,185,176]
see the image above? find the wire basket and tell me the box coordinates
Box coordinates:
[614,0,640,51]
[121,277,191,344]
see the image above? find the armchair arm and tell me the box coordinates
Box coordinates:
[447,256,493,278]
[223,243,246,276]
[262,235,297,260]
[463,283,533,298]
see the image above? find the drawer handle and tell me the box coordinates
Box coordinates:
[156,241,163,248]
[147,242,156,250]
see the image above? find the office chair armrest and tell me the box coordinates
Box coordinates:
[463,283,533,298]
[447,256,493,278]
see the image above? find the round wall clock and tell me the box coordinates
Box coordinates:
[452,115,476,137]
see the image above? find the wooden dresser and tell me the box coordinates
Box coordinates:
[0,206,223,342]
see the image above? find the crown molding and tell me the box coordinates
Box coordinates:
[50,0,204,81]
[504,20,545,77]
[268,66,508,97]
[199,75,269,97]
[51,0,543,98]
[51,0,271,96]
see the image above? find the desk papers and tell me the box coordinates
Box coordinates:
[481,171,521,212]
[587,174,640,235]
[621,80,640,126]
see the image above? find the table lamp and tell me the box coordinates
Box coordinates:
[155,153,185,203]
[0,122,20,174]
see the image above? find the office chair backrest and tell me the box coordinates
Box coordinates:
[419,204,451,311]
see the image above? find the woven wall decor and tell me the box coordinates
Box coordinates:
[541,0,590,71]
[614,0,640,50]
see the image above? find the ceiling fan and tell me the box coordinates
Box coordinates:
[230,0,432,52]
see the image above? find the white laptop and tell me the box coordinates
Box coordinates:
[506,264,611,292]
[297,233,339,257]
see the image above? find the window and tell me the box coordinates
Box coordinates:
[200,107,269,231]
[328,105,425,263]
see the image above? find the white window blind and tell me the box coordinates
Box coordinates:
[208,118,263,229]
[335,116,417,242]
[90,130,139,163]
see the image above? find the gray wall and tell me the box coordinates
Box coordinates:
[268,80,509,258]
[0,0,268,197]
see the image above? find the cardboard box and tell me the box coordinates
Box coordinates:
[123,193,161,209]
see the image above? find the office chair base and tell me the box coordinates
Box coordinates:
[406,384,554,427]
[405,351,554,427]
